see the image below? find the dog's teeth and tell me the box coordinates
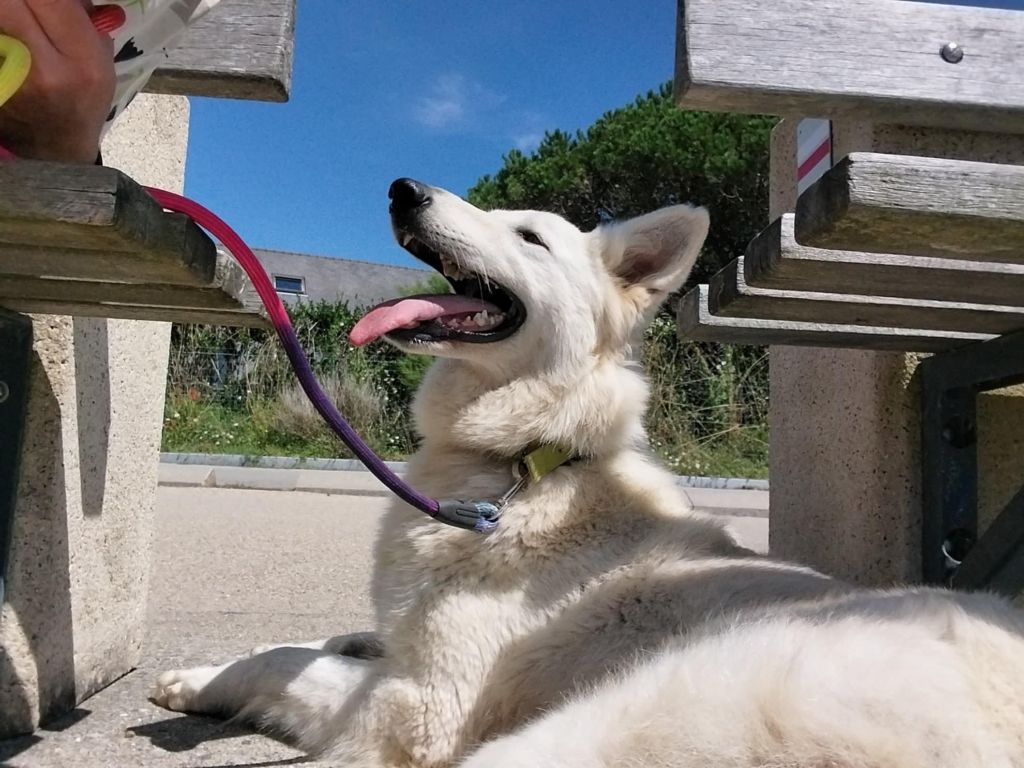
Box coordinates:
[439,256,473,281]
[401,234,414,247]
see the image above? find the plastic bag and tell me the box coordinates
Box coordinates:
[93,0,222,127]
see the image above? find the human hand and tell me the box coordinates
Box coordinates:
[0,0,114,163]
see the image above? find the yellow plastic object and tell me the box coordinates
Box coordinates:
[0,35,31,109]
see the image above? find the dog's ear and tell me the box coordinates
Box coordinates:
[596,205,709,295]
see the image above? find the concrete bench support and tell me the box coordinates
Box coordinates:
[0,95,189,738]
[767,119,1024,587]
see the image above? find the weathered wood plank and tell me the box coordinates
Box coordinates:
[0,161,217,284]
[148,0,297,102]
[0,269,260,316]
[795,153,1024,262]
[0,244,191,285]
[2,299,268,328]
[0,161,266,325]
[745,215,1024,307]
[0,276,239,310]
[678,285,990,352]
[711,257,1024,335]
[675,0,1024,132]
[0,250,264,325]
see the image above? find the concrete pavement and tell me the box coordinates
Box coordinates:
[157,463,770,519]
[161,452,769,492]
[1,487,380,767]
[1,478,767,767]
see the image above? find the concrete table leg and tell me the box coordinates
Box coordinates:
[768,119,1024,587]
[0,95,190,737]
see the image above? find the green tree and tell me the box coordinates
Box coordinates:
[469,83,775,285]
[468,83,773,477]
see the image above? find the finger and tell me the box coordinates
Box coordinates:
[0,0,60,70]
[23,0,104,58]
[0,0,51,52]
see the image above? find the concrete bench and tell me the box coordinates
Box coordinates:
[0,0,295,739]
[673,0,1024,596]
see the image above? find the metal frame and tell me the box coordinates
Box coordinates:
[920,327,1024,593]
[0,309,31,607]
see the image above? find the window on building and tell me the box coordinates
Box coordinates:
[273,275,305,295]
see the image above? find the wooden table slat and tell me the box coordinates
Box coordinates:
[0,161,263,325]
[676,0,1024,132]
[795,153,1024,262]
[147,0,297,102]
[745,215,1024,307]
[678,285,991,352]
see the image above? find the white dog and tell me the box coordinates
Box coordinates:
[152,180,1024,767]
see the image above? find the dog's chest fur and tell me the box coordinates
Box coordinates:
[365,448,752,762]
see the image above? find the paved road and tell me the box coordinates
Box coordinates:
[1,483,767,767]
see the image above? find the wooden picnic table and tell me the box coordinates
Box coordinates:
[673,0,1024,593]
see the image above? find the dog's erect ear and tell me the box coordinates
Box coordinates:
[596,205,710,295]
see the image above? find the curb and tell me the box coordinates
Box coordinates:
[160,452,769,491]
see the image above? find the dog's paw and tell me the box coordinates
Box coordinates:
[150,667,217,712]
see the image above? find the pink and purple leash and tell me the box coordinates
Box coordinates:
[0,147,500,533]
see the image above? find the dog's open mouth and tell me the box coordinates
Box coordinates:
[349,233,526,347]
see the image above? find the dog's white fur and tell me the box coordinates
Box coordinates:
[153,186,1024,767]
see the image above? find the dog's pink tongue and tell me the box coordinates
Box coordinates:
[349,294,499,346]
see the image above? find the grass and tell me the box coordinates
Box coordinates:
[162,302,769,479]
[649,424,769,479]
[642,314,768,478]
[163,393,769,479]
[162,393,412,460]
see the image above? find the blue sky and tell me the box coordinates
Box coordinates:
[184,1,678,270]
[183,0,1024,271]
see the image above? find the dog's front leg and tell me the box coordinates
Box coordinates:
[152,647,379,755]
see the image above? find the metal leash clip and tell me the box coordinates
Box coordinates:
[435,448,572,534]
[496,460,531,510]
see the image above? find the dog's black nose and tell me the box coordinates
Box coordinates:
[389,178,431,214]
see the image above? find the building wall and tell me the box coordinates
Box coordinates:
[255,249,431,307]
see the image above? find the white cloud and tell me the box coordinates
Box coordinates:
[414,74,468,129]
[513,132,543,152]
[413,73,503,131]
[509,111,549,153]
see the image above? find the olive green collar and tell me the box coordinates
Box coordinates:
[520,444,576,483]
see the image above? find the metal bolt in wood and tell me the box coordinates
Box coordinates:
[941,42,964,63]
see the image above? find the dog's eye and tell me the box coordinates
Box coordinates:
[518,229,547,249]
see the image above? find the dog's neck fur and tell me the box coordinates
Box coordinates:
[412,348,649,463]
